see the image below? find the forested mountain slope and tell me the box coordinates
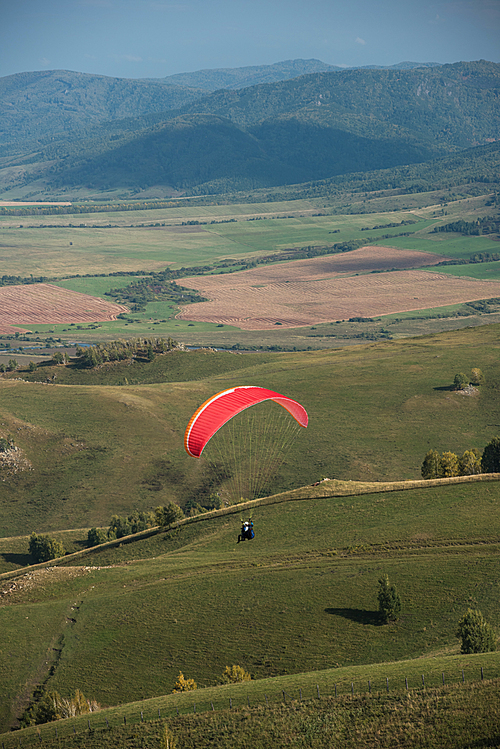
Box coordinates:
[0,61,498,196]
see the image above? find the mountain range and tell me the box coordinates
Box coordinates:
[0,59,498,197]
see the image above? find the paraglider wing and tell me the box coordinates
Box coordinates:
[184,386,308,458]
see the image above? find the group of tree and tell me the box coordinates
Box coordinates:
[377,577,496,654]
[75,337,179,368]
[421,448,482,479]
[21,688,100,727]
[28,532,65,563]
[0,359,18,372]
[172,664,252,693]
[453,368,484,390]
[87,503,185,547]
[432,216,500,236]
[421,435,500,478]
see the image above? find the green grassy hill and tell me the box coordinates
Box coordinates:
[1,324,500,538]
[0,476,499,735]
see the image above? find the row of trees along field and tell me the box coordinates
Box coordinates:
[74,337,180,367]
[421,437,500,479]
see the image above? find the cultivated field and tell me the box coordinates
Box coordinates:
[0,283,128,334]
[177,246,500,329]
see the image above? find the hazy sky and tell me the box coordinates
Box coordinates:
[1,0,499,79]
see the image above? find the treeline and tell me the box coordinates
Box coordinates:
[421,436,500,479]
[87,497,223,547]
[0,274,48,287]
[0,200,190,217]
[74,337,180,368]
[432,216,500,236]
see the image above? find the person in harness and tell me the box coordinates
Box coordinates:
[237,519,254,543]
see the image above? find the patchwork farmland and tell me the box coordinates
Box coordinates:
[177,246,500,329]
[0,283,128,334]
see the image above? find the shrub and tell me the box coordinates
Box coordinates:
[28,532,65,563]
[459,448,482,475]
[155,503,185,527]
[470,368,485,385]
[87,527,108,547]
[456,608,497,653]
[172,672,197,692]
[221,665,252,684]
[481,436,500,473]
[0,436,14,452]
[421,449,442,479]
[377,574,401,623]
[53,689,100,718]
[453,372,469,390]
[440,451,460,477]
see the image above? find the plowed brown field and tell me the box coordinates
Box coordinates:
[177,246,500,330]
[0,283,128,334]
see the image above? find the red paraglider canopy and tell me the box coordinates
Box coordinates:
[184,386,308,458]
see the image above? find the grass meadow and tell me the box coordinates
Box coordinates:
[2,323,500,537]
[0,478,499,736]
[1,191,499,743]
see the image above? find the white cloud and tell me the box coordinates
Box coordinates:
[39,57,51,67]
[355,37,366,45]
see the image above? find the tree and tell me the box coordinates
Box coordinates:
[28,361,37,372]
[481,436,500,473]
[453,372,469,390]
[377,574,401,623]
[470,368,485,386]
[87,527,108,547]
[172,672,197,692]
[155,503,185,527]
[440,451,460,477]
[421,449,442,479]
[459,448,482,475]
[28,532,65,563]
[52,352,64,364]
[456,608,497,653]
[221,665,251,684]
[7,359,18,372]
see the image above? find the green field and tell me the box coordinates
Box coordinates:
[1,477,499,735]
[0,191,498,349]
[1,189,499,743]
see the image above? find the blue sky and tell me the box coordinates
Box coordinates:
[1,0,499,79]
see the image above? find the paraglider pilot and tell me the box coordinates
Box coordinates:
[237,519,254,543]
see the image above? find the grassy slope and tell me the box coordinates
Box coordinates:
[2,323,500,537]
[0,479,499,733]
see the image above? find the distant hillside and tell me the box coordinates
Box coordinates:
[160,60,440,91]
[0,60,498,197]
[160,58,339,91]
[0,69,204,144]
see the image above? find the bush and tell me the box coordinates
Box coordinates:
[459,448,482,475]
[172,672,197,692]
[221,665,252,684]
[481,436,500,473]
[470,368,485,385]
[456,608,497,653]
[377,574,401,623]
[440,451,460,477]
[421,449,442,479]
[28,532,65,563]
[453,372,469,390]
[108,510,156,539]
[155,503,185,527]
[0,436,14,453]
[87,527,108,547]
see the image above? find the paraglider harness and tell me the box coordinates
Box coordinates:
[237,519,254,543]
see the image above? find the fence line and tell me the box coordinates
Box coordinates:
[1,666,496,748]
